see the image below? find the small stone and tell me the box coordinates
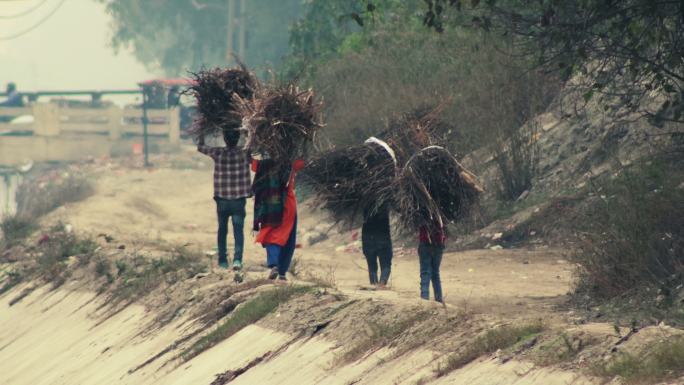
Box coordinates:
[489,245,503,250]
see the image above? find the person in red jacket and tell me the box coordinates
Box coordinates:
[252,157,305,281]
[418,220,446,302]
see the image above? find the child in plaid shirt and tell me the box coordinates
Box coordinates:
[198,130,251,270]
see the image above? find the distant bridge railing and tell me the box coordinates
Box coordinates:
[0,103,179,140]
[0,103,180,166]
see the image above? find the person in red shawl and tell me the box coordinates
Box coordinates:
[251,157,305,281]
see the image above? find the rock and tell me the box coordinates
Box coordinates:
[204,250,217,257]
[492,232,503,241]
[489,245,503,250]
[303,231,328,247]
[516,190,530,201]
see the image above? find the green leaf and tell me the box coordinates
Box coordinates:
[583,90,594,102]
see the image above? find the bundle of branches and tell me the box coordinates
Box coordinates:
[395,146,483,231]
[186,66,258,138]
[382,102,451,166]
[241,85,323,162]
[300,142,395,227]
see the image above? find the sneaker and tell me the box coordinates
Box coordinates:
[268,266,278,280]
[232,259,243,271]
[218,260,229,270]
[276,275,288,285]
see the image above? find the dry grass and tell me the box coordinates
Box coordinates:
[109,246,207,303]
[593,336,684,384]
[436,321,544,377]
[180,285,312,361]
[339,311,431,364]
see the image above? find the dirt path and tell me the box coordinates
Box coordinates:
[6,153,682,385]
[43,150,574,318]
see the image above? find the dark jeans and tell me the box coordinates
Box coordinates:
[265,216,297,277]
[215,197,246,263]
[418,244,444,302]
[363,240,392,285]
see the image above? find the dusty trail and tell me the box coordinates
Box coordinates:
[0,151,608,385]
[42,149,573,316]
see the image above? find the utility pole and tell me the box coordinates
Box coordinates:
[226,0,235,65]
[238,0,246,61]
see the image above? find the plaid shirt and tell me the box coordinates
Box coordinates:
[198,145,252,199]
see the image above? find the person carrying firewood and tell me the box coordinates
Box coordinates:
[198,129,251,271]
[361,137,396,287]
[251,157,305,282]
[362,204,393,286]
[418,219,446,302]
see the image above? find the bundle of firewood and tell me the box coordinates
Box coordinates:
[240,84,323,162]
[186,66,258,138]
[394,146,483,231]
[300,141,396,226]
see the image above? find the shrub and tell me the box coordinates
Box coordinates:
[0,216,36,246]
[571,158,684,299]
[15,174,94,219]
[302,27,558,158]
[111,247,207,302]
[36,225,98,288]
[0,270,23,296]
[492,122,540,201]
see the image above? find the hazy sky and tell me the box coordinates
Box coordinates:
[0,0,156,92]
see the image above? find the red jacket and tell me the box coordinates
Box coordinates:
[419,223,446,247]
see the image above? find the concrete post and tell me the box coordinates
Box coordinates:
[32,103,60,137]
[168,107,180,144]
[107,105,123,140]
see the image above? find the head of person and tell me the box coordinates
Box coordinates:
[6,83,16,93]
[223,129,240,148]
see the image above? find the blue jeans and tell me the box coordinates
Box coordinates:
[418,244,443,302]
[215,197,246,263]
[265,217,297,277]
